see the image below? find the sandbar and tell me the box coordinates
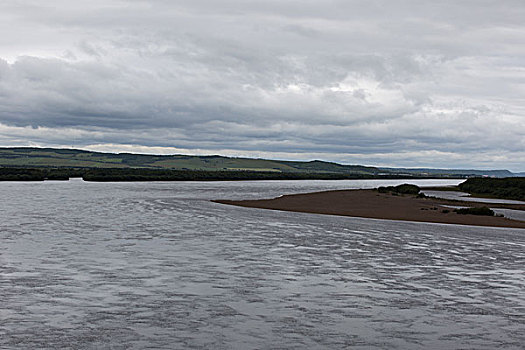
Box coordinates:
[213,189,525,229]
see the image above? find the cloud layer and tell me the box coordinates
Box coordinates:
[1,0,524,170]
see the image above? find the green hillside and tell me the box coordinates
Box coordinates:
[0,147,518,181]
[0,147,380,175]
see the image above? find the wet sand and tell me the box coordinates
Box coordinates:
[214,189,525,229]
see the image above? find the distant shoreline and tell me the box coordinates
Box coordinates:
[213,189,525,229]
[0,167,463,182]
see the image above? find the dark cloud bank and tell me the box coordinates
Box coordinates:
[0,0,524,170]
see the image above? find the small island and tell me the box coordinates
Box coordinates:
[214,184,525,229]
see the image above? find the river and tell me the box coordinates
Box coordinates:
[1,179,524,349]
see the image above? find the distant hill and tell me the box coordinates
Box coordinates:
[0,147,380,175]
[0,147,520,178]
[379,167,516,178]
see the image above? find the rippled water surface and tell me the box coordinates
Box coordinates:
[1,179,525,349]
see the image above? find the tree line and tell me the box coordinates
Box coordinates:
[458,177,525,201]
[0,167,423,182]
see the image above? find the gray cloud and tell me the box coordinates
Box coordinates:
[0,0,524,170]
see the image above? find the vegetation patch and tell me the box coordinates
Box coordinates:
[377,184,421,195]
[453,207,495,216]
[458,177,525,201]
[81,169,379,181]
[0,168,82,181]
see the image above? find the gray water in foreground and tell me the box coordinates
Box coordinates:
[1,179,524,349]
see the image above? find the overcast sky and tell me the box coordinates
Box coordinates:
[1,0,524,170]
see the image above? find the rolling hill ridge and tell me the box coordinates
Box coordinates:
[0,147,520,179]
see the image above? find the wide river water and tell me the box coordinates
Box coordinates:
[1,179,524,349]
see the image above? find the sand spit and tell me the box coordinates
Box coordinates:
[214,189,525,229]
